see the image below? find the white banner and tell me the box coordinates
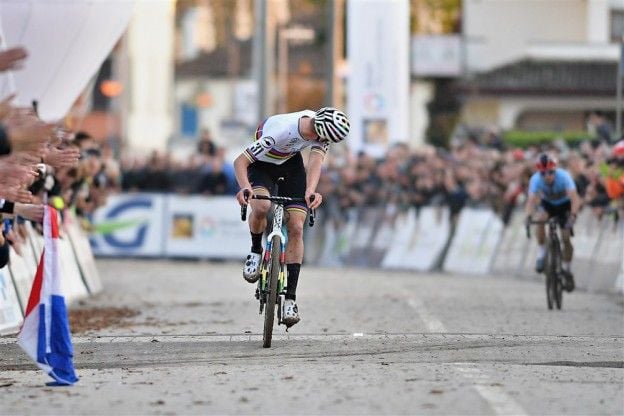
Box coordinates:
[412,35,463,77]
[347,0,409,157]
[164,196,249,259]
[444,208,504,275]
[0,0,134,121]
[382,207,450,271]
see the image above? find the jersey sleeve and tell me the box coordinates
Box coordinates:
[243,136,275,162]
[310,141,329,158]
[562,170,577,191]
[528,173,540,195]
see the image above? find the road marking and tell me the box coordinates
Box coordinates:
[456,364,528,416]
[407,298,446,333]
[406,297,528,416]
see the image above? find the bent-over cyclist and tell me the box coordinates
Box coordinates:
[233,107,350,326]
[525,154,580,292]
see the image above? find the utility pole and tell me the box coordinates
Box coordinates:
[324,0,335,107]
[325,0,344,108]
[253,0,267,121]
[617,41,623,139]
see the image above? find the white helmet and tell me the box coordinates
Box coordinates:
[313,107,350,143]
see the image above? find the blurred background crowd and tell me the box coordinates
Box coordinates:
[119,125,624,227]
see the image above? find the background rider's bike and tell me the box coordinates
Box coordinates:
[240,186,315,348]
[526,217,569,310]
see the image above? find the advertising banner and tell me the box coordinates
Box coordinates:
[0,267,22,335]
[164,195,250,259]
[64,210,103,295]
[382,207,450,271]
[90,193,166,257]
[8,247,34,313]
[347,0,409,157]
[444,208,504,275]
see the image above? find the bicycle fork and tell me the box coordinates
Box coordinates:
[255,238,286,318]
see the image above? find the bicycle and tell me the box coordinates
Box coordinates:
[526,217,568,310]
[240,181,315,348]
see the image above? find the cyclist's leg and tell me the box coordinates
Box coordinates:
[284,209,306,297]
[280,155,306,325]
[557,202,575,291]
[243,164,273,281]
[534,202,549,272]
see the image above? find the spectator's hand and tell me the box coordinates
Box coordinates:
[0,186,33,204]
[305,190,322,209]
[44,144,80,169]
[0,160,38,187]
[0,93,15,120]
[5,114,52,156]
[0,47,27,71]
[4,227,22,256]
[14,202,44,222]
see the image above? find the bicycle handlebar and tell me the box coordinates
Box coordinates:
[525,217,572,239]
[240,191,316,227]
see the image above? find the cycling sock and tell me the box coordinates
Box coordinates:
[562,261,570,271]
[251,232,263,254]
[286,263,301,301]
[537,245,546,259]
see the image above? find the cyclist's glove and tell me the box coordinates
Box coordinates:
[565,214,576,230]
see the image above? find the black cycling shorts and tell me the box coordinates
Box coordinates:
[247,153,307,213]
[539,200,571,227]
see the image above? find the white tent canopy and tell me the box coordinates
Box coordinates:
[0,0,134,122]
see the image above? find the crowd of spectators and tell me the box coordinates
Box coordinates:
[0,46,117,268]
[118,124,624,227]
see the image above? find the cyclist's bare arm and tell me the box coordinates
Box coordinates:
[234,153,253,205]
[567,188,581,216]
[305,150,324,209]
[525,192,539,218]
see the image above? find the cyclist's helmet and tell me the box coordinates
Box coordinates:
[313,107,350,143]
[535,153,557,172]
[613,140,624,157]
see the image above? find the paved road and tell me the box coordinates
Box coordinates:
[1,259,622,415]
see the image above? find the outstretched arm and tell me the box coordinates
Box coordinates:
[305,151,324,209]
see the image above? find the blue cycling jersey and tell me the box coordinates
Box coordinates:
[528,168,576,205]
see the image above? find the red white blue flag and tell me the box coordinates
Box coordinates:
[17,206,78,385]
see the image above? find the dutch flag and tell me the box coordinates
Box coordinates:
[17,206,78,385]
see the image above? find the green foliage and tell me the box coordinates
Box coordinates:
[502,130,593,148]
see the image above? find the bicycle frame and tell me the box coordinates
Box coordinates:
[260,202,286,313]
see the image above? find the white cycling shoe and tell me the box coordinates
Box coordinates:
[243,252,261,283]
[282,299,300,327]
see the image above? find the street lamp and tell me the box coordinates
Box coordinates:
[277,25,315,113]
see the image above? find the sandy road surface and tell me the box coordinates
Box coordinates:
[1,259,622,415]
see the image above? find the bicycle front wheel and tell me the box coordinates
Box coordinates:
[545,249,555,310]
[263,235,281,348]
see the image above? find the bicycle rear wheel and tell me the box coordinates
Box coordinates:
[263,235,281,348]
[545,249,555,310]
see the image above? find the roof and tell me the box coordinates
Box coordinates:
[462,59,618,96]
